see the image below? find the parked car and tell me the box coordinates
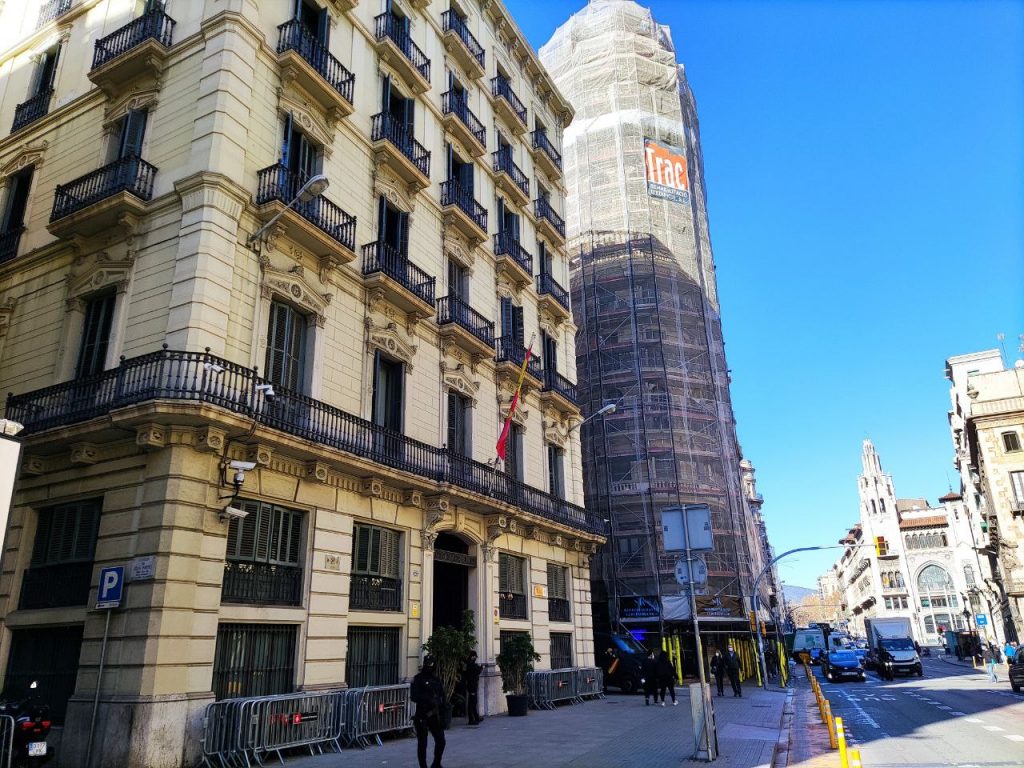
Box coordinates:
[1010,648,1024,693]
[822,649,866,683]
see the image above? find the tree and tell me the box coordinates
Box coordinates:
[422,610,476,706]
[790,590,843,626]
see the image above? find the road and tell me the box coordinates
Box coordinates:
[813,655,1024,767]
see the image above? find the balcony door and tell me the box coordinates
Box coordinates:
[382,75,414,139]
[446,143,473,193]
[497,197,519,241]
[433,532,472,631]
[371,351,405,464]
[499,297,524,348]
[282,113,319,184]
[294,0,329,46]
[114,108,147,161]
[377,196,409,259]
[542,330,557,377]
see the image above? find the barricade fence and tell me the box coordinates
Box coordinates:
[0,715,12,768]
[527,667,603,710]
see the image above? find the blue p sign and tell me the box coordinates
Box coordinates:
[96,566,125,609]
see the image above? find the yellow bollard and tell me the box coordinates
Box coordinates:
[849,748,863,768]
[825,701,837,748]
[836,716,849,768]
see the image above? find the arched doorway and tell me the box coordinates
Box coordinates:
[433,533,475,630]
[917,564,962,640]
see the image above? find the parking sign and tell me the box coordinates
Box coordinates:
[96,566,125,609]
[975,614,988,627]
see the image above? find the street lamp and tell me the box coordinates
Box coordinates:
[246,173,330,248]
[568,402,616,432]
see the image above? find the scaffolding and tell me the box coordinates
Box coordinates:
[541,1,758,646]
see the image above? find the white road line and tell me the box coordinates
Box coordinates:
[937,705,953,710]
[837,691,883,731]
[965,718,984,723]
[982,725,1005,732]
[1005,735,1024,742]
[950,711,966,715]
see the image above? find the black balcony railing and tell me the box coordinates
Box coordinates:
[531,130,563,171]
[361,241,435,306]
[36,0,71,29]
[536,272,570,312]
[441,180,487,231]
[438,296,494,349]
[11,89,53,133]
[374,14,430,82]
[491,76,527,126]
[255,164,356,252]
[350,575,403,611]
[50,155,157,222]
[534,197,565,238]
[221,561,303,606]
[441,11,485,69]
[543,369,578,405]
[92,9,175,70]
[495,336,543,380]
[371,112,431,178]
[4,348,607,535]
[493,232,532,275]
[276,20,355,105]
[493,149,529,198]
[499,592,528,620]
[19,562,93,610]
[441,91,486,147]
[549,597,571,623]
[0,227,24,265]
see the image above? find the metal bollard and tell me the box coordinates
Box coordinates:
[836,715,849,768]
[849,747,863,767]
[825,701,837,749]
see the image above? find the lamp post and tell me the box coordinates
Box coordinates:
[246,173,330,248]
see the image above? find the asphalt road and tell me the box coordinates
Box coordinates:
[814,655,1024,768]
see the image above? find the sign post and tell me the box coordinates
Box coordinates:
[86,566,124,767]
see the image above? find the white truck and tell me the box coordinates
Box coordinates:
[865,616,922,679]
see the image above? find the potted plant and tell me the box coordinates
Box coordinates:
[496,633,539,716]
[422,610,476,729]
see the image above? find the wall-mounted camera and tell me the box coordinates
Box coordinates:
[221,506,249,521]
[254,383,275,398]
[221,459,257,498]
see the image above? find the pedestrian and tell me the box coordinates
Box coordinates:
[641,650,658,705]
[725,644,743,697]
[709,649,726,696]
[411,655,446,768]
[982,645,998,683]
[601,647,617,693]
[656,650,678,706]
[462,650,483,725]
[1004,640,1016,667]
[765,644,779,680]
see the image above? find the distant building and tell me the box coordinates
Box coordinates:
[946,350,1024,641]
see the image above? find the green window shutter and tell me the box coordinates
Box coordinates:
[286,510,302,565]
[380,528,400,578]
[505,555,524,594]
[499,553,509,592]
[354,525,369,573]
[547,564,567,599]
[255,503,272,561]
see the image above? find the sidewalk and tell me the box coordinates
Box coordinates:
[775,665,834,768]
[286,678,788,768]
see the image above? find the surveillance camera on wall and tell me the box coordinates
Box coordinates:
[204,362,225,374]
[229,460,257,472]
[221,506,249,520]
[254,383,275,397]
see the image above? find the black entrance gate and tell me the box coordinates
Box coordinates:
[433,532,475,629]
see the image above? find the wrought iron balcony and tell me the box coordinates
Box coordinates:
[495,336,543,382]
[493,148,529,203]
[548,597,571,623]
[19,562,93,610]
[11,89,53,133]
[36,0,71,29]
[531,130,563,172]
[50,155,156,223]
[5,348,605,536]
[350,575,403,611]
[493,232,533,276]
[438,295,495,350]
[543,369,578,406]
[499,592,528,620]
[371,112,431,183]
[276,20,355,109]
[441,91,486,151]
[0,227,24,266]
[441,179,487,233]
[536,272,570,313]
[491,75,527,130]
[255,164,356,253]
[374,14,431,86]
[91,9,175,71]
[362,241,436,311]
[441,11,485,75]
[221,561,302,607]
[534,197,566,239]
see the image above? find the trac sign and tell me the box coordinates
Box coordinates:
[644,138,689,204]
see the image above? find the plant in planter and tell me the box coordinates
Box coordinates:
[422,610,476,728]
[496,633,540,716]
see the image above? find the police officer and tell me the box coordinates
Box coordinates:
[411,655,446,768]
[463,650,484,725]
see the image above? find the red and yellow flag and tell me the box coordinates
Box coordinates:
[496,337,534,461]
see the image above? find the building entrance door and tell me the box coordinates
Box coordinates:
[432,532,475,630]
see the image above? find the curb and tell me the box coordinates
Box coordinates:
[771,686,795,768]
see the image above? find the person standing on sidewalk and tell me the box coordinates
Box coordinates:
[641,650,658,705]
[983,645,998,682]
[765,644,779,680]
[656,650,678,706]
[462,651,483,725]
[725,645,743,697]
[709,649,726,696]
[411,656,446,768]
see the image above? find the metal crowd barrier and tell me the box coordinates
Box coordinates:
[575,667,604,699]
[0,715,13,768]
[526,667,603,710]
[341,683,413,748]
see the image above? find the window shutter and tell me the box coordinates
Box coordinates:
[281,112,294,167]
[255,503,272,561]
[446,142,453,181]
[354,525,369,572]
[447,389,459,452]
[317,5,330,46]
[511,212,520,241]
[499,553,509,592]
[496,197,506,233]
[119,109,148,159]
[369,527,382,574]
[398,211,410,257]
[512,305,524,345]
[403,96,415,134]
[380,529,400,578]
[509,556,524,593]
[500,297,513,339]
[381,74,391,113]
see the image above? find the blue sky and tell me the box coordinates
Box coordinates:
[512,0,1024,588]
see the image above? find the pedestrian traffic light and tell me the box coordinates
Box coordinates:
[875,536,888,556]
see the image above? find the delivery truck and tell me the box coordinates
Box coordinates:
[865,616,922,679]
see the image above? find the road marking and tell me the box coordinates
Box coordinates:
[950,711,966,715]
[965,718,984,723]
[982,725,1005,732]
[1005,735,1024,742]
[937,705,953,710]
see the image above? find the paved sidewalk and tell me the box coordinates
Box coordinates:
[285,678,787,768]
[776,666,834,768]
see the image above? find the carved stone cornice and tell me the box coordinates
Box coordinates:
[260,263,332,327]
[365,316,417,368]
[1,141,48,178]
[441,361,480,405]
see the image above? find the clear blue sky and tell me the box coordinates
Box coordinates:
[513,0,1024,589]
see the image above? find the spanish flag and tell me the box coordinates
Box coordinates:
[495,336,535,461]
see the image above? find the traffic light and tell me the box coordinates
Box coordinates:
[749,611,757,632]
[875,536,888,556]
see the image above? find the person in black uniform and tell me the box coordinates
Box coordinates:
[725,645,743,697]
[641,650,658,705]
[463,650,484,725]
[709,649,726,696]
[411,655,446,768]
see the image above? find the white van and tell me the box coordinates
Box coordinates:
[791,627,826,663]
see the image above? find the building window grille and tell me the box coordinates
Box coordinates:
[212,623,296,700]
[351,525,403,611]
[21,499,101,609]
[1003,431,1022,453]
[550,632,573,670]
[346,626,400,688]
[4,625,82,724]
[499,553,527,619]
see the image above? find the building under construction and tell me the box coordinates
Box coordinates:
[541,1,774,657]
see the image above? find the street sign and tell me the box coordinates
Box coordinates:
[976,614,988,627]
[674,556,708,588]
[661,504,713,552]
[96,566,125,609]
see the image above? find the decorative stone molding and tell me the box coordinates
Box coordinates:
[260,263,332,328]
[365,317,417,368]
[482,543,497,562]
[360,477,384,498]
[403,489,423,508]
[373,164,416,213]
[0,297,16,339]
[195,426,226,454]
[307,461,329,483]
[538,308,561,335]
[276,91,336,155]
[495,272,519,301]
[422,530,438,551]
[1,141,48,178]
[21,455,45,476]
[425,494,451,527]
[443,231,475,271]
[544,415,569,448]
[247,444,273,466]
[525,525,546,543]
[135,424,166,451]
[102,88,161,130]
[69,443,99,465]
[441,362,480,405]
[66,252,133,301]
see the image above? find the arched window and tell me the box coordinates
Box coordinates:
[905,535,912,549]
[896,572,904,588]
[918,564,954,593]
[964,565,976,587]
[940,533,948,547]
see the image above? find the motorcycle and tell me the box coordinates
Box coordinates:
[0,681,54,765]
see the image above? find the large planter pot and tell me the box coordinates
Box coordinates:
[506,694,529,717]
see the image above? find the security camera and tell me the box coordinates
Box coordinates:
[204,362,225,374]
[0,419,24,437]
[255,383,275,397]
[221,506,249,521]
[229,460,257,472]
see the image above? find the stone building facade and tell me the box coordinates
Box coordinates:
[0,1,599,765]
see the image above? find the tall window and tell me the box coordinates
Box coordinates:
[282,113,320,181]
[372,352,404,433]
[499,553,527,619]
[351,524,402,611]
[382,75,414,137]
[504,423,524,482]
[964,565,976,587]
[75,291,116,377]
[1010,471,1024,505]
[294,0,329,45]
[500,297,524,345]
[542,330,557,376]
[21,499,101,609]
[448,258,469,300]
[347,626,400,688]
[497,196,520,238]
[547,563,570,622]
[1003,431,1022,453]
[31,44,60,99]
[377,196,410,256]
[538,238,553,277]
[547,443,565,499]
[446,143,473,190]
[112,108,147,160]
[447,389,471,454]
[1,167,33,235]
[213,623,296,700]
[223,500,303,606]
[266,300,307,391]
[550,632,573,670]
